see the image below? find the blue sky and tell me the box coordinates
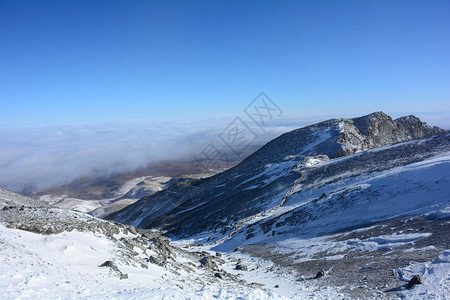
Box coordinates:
[1,0,449,128]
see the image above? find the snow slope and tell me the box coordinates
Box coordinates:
[0,223,351,299]
[0,190,347,299]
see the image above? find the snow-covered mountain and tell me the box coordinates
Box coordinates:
[107,112,447,235]
[106,111,449,298]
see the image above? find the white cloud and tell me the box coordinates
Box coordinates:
[0,119,297,194]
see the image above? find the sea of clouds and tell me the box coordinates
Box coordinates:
[0,118,297,194]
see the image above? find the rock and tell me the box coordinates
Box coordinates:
[236,264,248,271]
[100,261,120,272]
[408,275,423,288]
[149,236,177,259]
[149,256,162,265]
[215,252,222,257]
[260,222,272,234]
[120,237,134,250]
[214,272,223,279]
[245,233,255,240]
[199,256,218,270]
[274,284,279,288]
[99,261,128,280]
[128,225,138,235]
[107,235,118,242]
[315,269,325,278]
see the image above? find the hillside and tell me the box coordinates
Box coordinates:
[107,112,448,236]
[1,187,331,299]
[105,112,449,298]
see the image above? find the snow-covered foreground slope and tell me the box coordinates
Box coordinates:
[0,223,351,299]
[0,224,284,299]
[0,194,348,299]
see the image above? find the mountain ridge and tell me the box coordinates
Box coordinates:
[106,111,448,236]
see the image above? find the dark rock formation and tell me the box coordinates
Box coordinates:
[200,256,219,270]
[100,261,128,280]
[236,264,248,271]
[315,269,325,278]
[408,275,423,288]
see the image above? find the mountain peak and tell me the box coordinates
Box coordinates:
[360,111,390,119]
[107,112,448,232]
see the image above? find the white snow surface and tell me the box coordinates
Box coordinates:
[395,250,450,299]
[275,232,433,264]
[0,223,346,299]
[0,224,261,299]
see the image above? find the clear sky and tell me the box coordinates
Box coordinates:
[1,0,449,128]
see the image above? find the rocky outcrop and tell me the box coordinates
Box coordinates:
[315,269,325,278]
[339,112,447,156]
[408,275,423,288]
[100,261,128,280]
[229,111,447,164]
[236,263,248,271]
[200,256,219,270]
[0,187,46,209]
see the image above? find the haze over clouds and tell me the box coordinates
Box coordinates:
[0,118,296,194]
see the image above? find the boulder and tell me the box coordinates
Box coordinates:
[99,261,128,280]
[236,264,248,271]
[408,275,423,288]
[315,269,325,278]
[128,225,138,235]
[149,255,163,266]
[199,256,218,270]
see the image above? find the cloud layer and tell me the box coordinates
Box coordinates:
[0,119,296,194]
[2,110,447,195]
